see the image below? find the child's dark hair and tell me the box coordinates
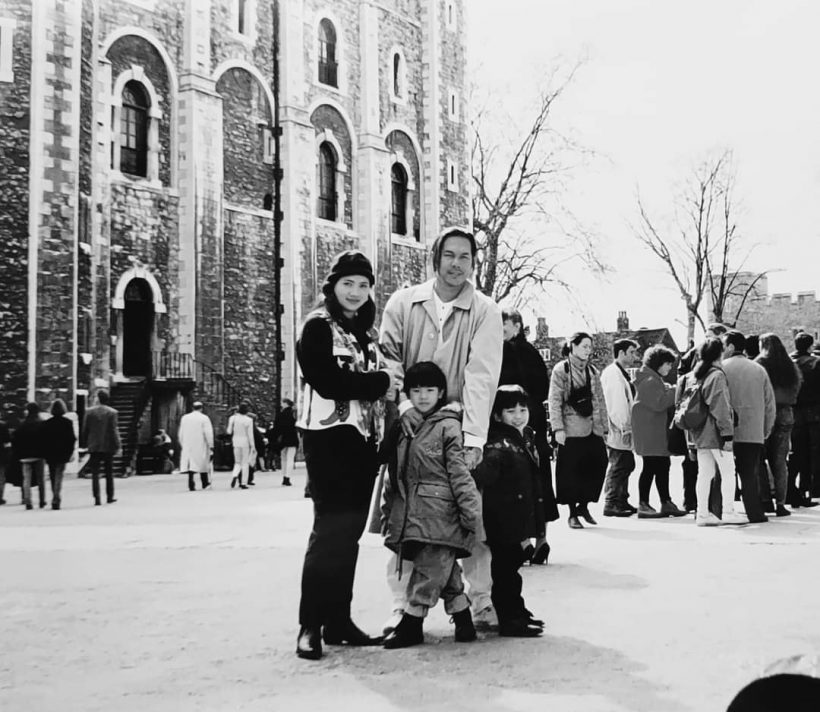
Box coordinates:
[491,384,529,418]
[403,361,447,397]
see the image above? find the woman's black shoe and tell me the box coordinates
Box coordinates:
[568,515,584,529]
[520,543,535,565]
[322,620,382,646]
[530,543,551,565]
[296,626,323,660]
[383,613,424,649]
[578,505,597,525]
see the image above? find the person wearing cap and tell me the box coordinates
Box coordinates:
[294,250,394,661]
[378,227,504,633]
[178,401,214,491]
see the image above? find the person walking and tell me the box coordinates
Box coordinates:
[178,401,214,491]
[498,308,558,563]
[548,332,609,529]
[227,402,255,490]
[756,333,802,516]
[13,402,46,510]
[721,330,776,523]
[295,250,393,661]
[789,332,820,507]
[39,399,76,510]
[379,227,503,633]
[271,398,299,486]
[600,339,640,517]
[680,338,748,526]
[632,345,687,518]
[0,418,11,505]
[83,390,121,506]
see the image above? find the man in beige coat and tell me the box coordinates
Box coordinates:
[379,227,503,632]
[178,401,214,491]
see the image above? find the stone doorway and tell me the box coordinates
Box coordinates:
[122,278,154,377]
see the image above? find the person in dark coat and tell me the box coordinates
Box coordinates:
[789,331,820,506]
[270,398,299,486]
[498,309,557,564]
[82,390,121,506]
[294,251,393,661]
[39,399,76,510]
[13,402,46,510]
[473,385,547,637]
[0,418,11,505]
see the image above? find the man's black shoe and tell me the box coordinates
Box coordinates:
[322,620,382,646]
[296,626,322,660]
[603,506,633,517]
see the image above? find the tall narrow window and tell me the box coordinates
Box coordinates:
[393,53,401,97]
[391,163,408,235]
[238,0,247,33]
[318,142,337,221]
[120,81,149,177]
[318,19,338,87]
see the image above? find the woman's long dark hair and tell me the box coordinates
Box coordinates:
[561,331,593,358]
[694,337,723,379]
[757,332,800,389]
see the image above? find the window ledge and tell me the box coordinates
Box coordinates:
[391,234,424,248]
[225,202,273,218]
[313,80,345,98]
[230,32,256,47]
[110,172,177,196]
[316,218,356,236]
[0,71,13,83]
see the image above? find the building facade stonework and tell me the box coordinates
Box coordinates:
[0,0,469,459]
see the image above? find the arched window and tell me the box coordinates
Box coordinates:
[318,141,337,220]
[120,80,149,177]
[318,19,338,87]
[391,163,408,235]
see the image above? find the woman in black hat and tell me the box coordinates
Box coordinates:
[294,250,394,660]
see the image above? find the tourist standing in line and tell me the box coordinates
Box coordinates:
[548,332,608,529]
[178,401,214,491]
[683,338,748,526]
[789,332,820,507]
[295,251,393,660]
[227,402,255,490]
[755,333,801,517]
[39,399,76,510]
[270,398,299,487]
[498,308,557,563]
[378,227,503,632]
[82,390,121,506]
[721,330,776,523]
[631,345,687,518]
[600,339,639,517]
[13,402,46,510]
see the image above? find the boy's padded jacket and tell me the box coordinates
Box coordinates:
[381,407,481,559]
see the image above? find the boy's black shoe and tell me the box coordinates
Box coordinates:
[499,618,544,638]
[383,613,424,649]
[296,626,322,660]
[322,620,382,646]
[452,608,477,642]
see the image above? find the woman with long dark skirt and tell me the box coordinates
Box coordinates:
[295,251,393,661]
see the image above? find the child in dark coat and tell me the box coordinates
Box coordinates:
[381,362,482,649]
[473,385,546,637]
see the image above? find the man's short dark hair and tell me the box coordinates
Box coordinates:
[722,330,746,353]
[97,390,110,405]
[707,323,728,336]
[431,227,477,271]
[795,331,814,353]
[613,339,638,358]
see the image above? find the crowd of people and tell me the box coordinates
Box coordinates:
[292,232,820,662]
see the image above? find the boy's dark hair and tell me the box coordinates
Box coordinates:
[491,384,529,418]
[403,361,447,396]
[795,331,814,353]
[613,339,638,358]
[643,344,677,371]
[722,330,746,353]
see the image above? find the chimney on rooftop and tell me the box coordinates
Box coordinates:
[617,311,629,332]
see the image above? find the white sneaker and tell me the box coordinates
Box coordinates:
[719,511,749,526]
[696,512,721,527]
[382,609,404,635]
[472,604,498,631]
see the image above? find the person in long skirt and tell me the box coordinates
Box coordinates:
[295,251,393,661]
[548,332,609,529]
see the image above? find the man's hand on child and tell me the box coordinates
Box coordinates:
[400,408,423,438]
[464,446,483,470]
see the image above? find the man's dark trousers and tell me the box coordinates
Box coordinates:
[733,442,766,521]
[89,453,114,503]
[604,448,634,509]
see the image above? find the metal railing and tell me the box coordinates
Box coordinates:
[151,351,194,380]
[150,351,247,413]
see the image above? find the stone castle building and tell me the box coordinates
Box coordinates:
[0,0,469,470]
[715,272,820,347]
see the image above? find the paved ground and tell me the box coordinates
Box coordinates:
[2,464,819,712]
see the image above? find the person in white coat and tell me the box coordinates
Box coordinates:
[178,401,214,491]
[600,339,640,517]
[227,401,256,490]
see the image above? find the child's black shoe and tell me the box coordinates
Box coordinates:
[451,608,477,642]
[383,613,424,649]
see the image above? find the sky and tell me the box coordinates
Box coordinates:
[466,0,820,347]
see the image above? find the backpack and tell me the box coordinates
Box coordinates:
[673,378,709,431]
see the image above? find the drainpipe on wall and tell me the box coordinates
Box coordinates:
[272,0,284,416]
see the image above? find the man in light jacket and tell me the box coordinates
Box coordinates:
[379,227,503,632]
[721,330,776,523]
[178,401,214,491]
[600,339,639,517]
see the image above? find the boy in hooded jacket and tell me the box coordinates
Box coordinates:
[381,361,482,649]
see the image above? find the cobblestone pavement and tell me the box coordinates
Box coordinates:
[2,465,819,712]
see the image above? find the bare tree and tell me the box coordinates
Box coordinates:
[471,65,606,304]
[634,150,765,342]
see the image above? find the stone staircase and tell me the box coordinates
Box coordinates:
[109,380,149,477]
